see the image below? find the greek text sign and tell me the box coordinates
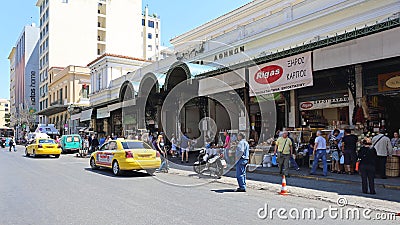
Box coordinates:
[249,52,313,96]
[299,97,349,111]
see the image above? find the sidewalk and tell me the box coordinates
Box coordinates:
[247,165,400,190]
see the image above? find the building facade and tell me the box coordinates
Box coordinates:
[8,24,40,132]
[100,0,400,143]
[0,99,11,128]
[36,0,143,123]
[142,6,161,61]
[39,66,91,135]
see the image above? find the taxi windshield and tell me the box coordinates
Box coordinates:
[39,139,55,144]
[121,142,152,150]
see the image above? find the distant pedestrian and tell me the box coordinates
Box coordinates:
[288,133,300,171]
[341,129,358,175]
[223,131,231,165]
[358,138,377,194]
[9,136,16,152]
[310,130,328,176]
[180,133,190,163]
[372,129,393,179]
[91,135,100,153]
[170,134,179,158]
[99,135,106,146]
[391,132,399,147]
[274,131,292,176]
[235,133,249,192]
[329,129,341,173]
[155,135,168,172]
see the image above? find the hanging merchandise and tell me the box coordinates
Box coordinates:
[355,105,365,123]
[352,104,359,124]
[361,96,370,120]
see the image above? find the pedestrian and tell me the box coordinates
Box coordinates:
[310,130,328,176]
[274,131,292,176]
[235,133,249,192]
[91,135,100,153]
[99,135,106,146]
[223,131,231,165]
[105,135,111,143]
[155,135,168,172]
[180,133,190,163]
[288,133,300,171]
[372,129,393,179]
[341,129,358,175]
[391,132,399,147]
[329,129,341,173]
[170,134,179,158]
[9,136,16,152]
[83,136,90,155]
[55,135,60,144]
[358,138,377,194]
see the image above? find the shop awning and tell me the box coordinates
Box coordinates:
[198,69,245,96]
[71,113,81,121]
[97,107,110,119]
[108,102,122,112]
[80,109,93,122]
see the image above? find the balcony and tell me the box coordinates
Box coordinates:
[50,100,63,106]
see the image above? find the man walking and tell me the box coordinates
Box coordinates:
[180,133,190,163]
[223,131,231,165]
[274,131,292,176]
[372,129,393,179]
[310,130,328,176]
[342,129,358,174]
[235,133,249,192]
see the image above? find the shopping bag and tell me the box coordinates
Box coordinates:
[339,155,344,164]
[272,155,277,166]
[355,161,360,171]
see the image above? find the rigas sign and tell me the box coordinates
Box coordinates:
[248,52,313,96]
[299,97,349,111]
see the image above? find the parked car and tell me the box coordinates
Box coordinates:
[25,138,61,158]
[89,139,161,176]
[60,134,82,153]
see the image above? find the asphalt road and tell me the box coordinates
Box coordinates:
[0,146,398,225]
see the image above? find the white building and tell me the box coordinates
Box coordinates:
[8,48,16,118]
[0,99,10,128]
[8,24,40,126]
[142,6,161,61]
[36,0,143,123]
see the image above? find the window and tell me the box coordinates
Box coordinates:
[148,20,154,28]
[156,34,159,38]
[65,86,67,99]
[109,142,117,150]
[82,84,89,98]
[100,143,109,151]
[121,141,152,149]
[148,33,152,39]
[141,19,145,26]
[147,45,152,51]
[5,108,8,112]
[39,139,55,144]
[97,73,102,90]
[5,104,8,107]
[156,22,159,29]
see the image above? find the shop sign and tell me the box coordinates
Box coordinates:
[97,107,110,119]
[248,52,313,96]
[299,97,349,111]
[378,72,400,92]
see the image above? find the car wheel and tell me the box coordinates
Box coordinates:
[25,148,29,157]
[54,154,60,158]
[90,157,99,170]
[112,161,121,176]
[146,169,156,176]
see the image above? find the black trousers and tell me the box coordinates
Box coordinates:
[359,164,375,194]
[376,156,387,178]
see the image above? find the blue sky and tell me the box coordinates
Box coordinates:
[0,0,252,100]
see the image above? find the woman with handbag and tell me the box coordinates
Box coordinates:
[357,138,377,194]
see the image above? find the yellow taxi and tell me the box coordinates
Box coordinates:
[89,139,161,176]
[25,138,62,158]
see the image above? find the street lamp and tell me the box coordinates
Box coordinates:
[67,104,75,135]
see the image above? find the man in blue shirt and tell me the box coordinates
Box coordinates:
[235,133,249,192]
[310,130,328,176]
[180,133,190,163]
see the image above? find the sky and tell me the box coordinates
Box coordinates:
[0,0,252,100]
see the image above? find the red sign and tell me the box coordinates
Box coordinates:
[300,102,313,109]
[254,65,283,84]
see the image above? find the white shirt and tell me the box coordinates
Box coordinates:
[315,136,327,150]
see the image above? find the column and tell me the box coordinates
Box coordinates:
[349,65,363,125]
[288,90,297,127]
